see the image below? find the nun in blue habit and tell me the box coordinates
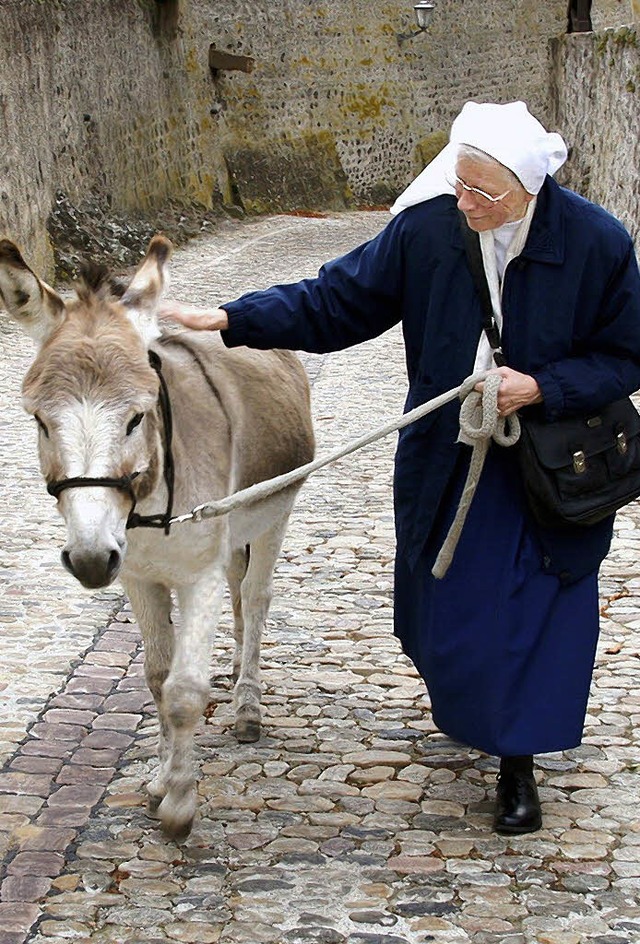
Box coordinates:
[165,101,640,834]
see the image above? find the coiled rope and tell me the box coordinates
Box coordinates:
[431,372,520,578]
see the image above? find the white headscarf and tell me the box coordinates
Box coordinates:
[390,101,568,215]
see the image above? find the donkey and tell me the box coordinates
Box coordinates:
[0,235,315,839]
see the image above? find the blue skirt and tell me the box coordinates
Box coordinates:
[394,445,600,757]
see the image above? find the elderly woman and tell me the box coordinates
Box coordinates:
[167,102,640,833]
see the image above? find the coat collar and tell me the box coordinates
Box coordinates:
[449,176,566,265]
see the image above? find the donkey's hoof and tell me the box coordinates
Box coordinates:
[146,776,167,816]
[161,815,194,842]
[235,718,261,743]
[158,796,196,842]
[146,794,163,817]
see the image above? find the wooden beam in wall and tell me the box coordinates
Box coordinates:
[209,46,255,75]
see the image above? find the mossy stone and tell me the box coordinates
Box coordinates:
[224,131,354,215]
[414,131,449,171]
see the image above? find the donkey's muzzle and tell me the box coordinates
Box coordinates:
[61,546,122,589]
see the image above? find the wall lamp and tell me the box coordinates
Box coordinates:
[397,2,436,45]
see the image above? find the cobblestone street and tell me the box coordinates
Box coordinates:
[1,211,640,944]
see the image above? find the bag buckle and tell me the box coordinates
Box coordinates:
[616,430,628,455]
[573,450,586,474]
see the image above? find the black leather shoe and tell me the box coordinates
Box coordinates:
[494,770,542,834]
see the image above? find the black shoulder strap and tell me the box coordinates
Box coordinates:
[458,211,506,367]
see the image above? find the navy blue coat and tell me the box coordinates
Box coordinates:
[222,178,640,584]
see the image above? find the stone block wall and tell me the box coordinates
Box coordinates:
[0,0,227,276]
[3,2,639,277]
[551,25,640,244]
[204,0,567,211]
[4,0,640,280]
[592,0,638,28]
[0,0,569,277]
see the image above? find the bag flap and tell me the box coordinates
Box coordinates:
[521,398,640,470]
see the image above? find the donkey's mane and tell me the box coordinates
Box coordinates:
[76,262,128,302]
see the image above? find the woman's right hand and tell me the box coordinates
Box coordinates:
[157,301,229,331]
[474,365,542,417]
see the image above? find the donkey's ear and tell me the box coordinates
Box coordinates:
[121,235,172,347]
[0,240,66,346]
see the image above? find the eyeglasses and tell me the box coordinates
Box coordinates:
[446,171,511,206]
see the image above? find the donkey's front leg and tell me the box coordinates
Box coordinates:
[122,578,174,810]
[158,565,225,840]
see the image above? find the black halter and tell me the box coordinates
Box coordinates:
[46,349,175,535]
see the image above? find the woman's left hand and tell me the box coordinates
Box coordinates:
[474,366,542,416]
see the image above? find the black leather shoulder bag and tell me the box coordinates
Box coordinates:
[459,213,640,529]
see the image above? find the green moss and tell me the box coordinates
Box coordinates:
[343,89,390,122]
[626,79,637,92]
[596,27,637,60]
[414,131,449,170]
[613,26,637,48]
[223,130,354,215]
[184,47,199,74]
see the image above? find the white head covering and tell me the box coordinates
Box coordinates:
[390,100,568,215]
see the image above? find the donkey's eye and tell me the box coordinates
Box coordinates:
[34,415,49,438]
[126,412,144,436]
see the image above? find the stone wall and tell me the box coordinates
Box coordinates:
[551,25,640,244]
[0,0,227,276]
[2,2,639,278]
[592,0,638,29]
[0,0,568,278]
[204,0,567,211]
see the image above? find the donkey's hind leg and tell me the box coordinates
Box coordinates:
[226,545,250,683]
[233,505,293,743]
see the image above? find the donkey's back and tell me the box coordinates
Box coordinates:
[158,327,314,497]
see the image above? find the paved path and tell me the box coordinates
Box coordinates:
[1,212,640,944]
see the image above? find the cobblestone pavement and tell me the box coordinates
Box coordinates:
[1,212,640,944]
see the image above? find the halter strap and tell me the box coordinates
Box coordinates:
[47,472,141,499]
[126,349,175,534]
[45,349,176,535]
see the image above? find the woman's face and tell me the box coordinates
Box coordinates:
[454,155,534,232]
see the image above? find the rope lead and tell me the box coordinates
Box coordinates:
[170,370,521,581]
[170,377,481,526]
